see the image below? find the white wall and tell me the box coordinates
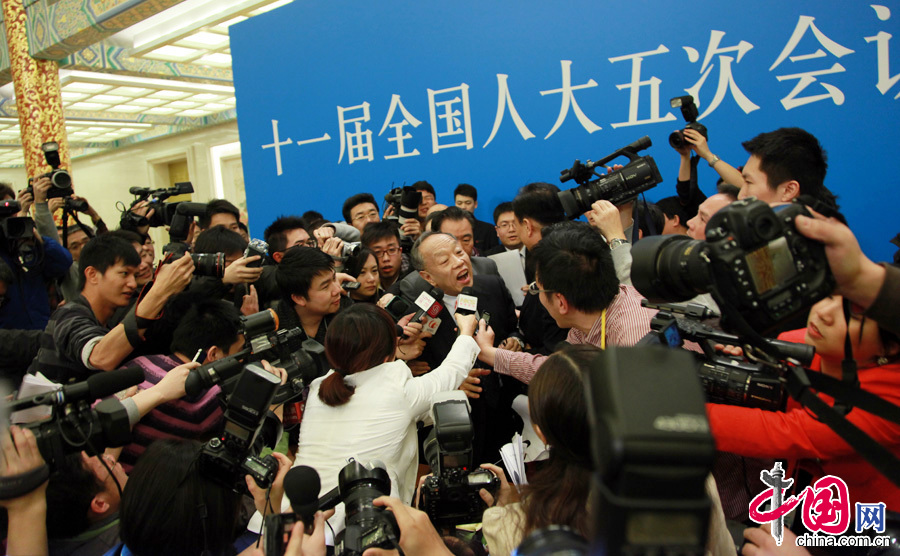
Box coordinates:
[0,122,245,249]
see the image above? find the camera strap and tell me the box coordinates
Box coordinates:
[786,365,900,488]
[0,463,50,500]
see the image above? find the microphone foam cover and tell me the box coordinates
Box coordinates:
[283,465,321,510]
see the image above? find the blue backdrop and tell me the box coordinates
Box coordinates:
[231,0,900,261]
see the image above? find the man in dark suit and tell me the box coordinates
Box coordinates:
[454,184,499,255]
[389,231,524,463]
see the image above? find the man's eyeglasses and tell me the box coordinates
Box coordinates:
[373,246,401,259]
[495,222,515,230]
[303,238,318,247]
[527,281,554,296]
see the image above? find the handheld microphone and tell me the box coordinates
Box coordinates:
[455,286,479,319]
[6,367,145,412]
[283,465,322,532]
[402,287,444,339]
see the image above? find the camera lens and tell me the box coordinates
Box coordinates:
[191,252,225,278]
[631,235,713,302]
[50,170,72,189]
[668,129,686,149]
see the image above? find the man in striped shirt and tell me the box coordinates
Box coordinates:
[474,221,657,384]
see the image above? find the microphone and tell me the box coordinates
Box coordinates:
[455,286,479,318]
[411,287,445,323]
[283,466,321,530]
[7,367,145,412]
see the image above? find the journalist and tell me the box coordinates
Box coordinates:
[291,303,479,531]
[480,344,595,555]
[343,247,383,303]
[707,294,900,511]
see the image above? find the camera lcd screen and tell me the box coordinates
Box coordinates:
[745,237,797,295]
[626,512,702,545]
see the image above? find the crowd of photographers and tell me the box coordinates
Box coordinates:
[0,111,899,556]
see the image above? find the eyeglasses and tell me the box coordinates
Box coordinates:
[303,238,318,247]
[495,222,515,230]
[373,246,401,259]
[527,281,554,296]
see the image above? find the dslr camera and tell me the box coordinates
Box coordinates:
[418,397,500,527]
[23,142,73,200]
[631,198,835,335]
[199,363,283,491]
[557,136,663,219]
[0,199,40,268]
[184,308,324,405]
[668,95,708,150]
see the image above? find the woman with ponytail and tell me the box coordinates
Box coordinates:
[293,303,479,530]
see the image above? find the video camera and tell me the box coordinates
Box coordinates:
[586,346,714,556]
[0,199,40,269]
[0,367,144,485]
[668,96,708,150]
[638,301,816,411]
[199,362,283,491]
[557,136,662,219]
[384,186,421,246]
[631,198,834,336]
[419,397,500,527]
[184,308,324,405]
[120,181,195,230]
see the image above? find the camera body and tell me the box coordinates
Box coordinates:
[28,142,74,199]
[631,199,835,335]
[557,136,662,219]
[184,309,324,405]
[244,238,268,267]
[342,241,361,259]
[419,399,500,527]
[199,363,282,491]
[668,95,708,150]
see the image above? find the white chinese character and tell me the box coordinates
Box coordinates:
[539,60,601,139]
[378,94,422,160]
[483,74,535,148]
[770,15,855,110]
[865,5,900,99]
[337,102,374,164]
[261,120,292,176]
[608,45,678,129]
[683,31,759,119]
[427,84,473,153]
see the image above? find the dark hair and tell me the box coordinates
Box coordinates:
[265,215,307,254]
[198,199,240,230]
[107,229,143,246]
[45,454,103,539]
[431,206,475,236]
[78,234,141,290]
[636,201,664,239]
[193,226,247,256]
[361,220,400,248]
[532,222,619,312]
[276,246,334,303]
[492,201,514,225]
[170,299,242,356]
[513,182,564,227]
[454,183,477,201]
[120,439,241,556]
[412,180,435,196]
[742,127,838,208]
[342,193,378,223]
[0,257,14,285]
[0,182,14,200]
[344,246,378,278]
[520,344,596,538]
[302,210,324,225]
[717,182,740,201]
[319,304,397,406]
[654,196,691,225]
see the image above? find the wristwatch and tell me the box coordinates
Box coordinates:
[608,238,629,250]
[707,154,721,168]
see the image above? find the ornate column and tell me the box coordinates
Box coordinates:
[2,0,68,179]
